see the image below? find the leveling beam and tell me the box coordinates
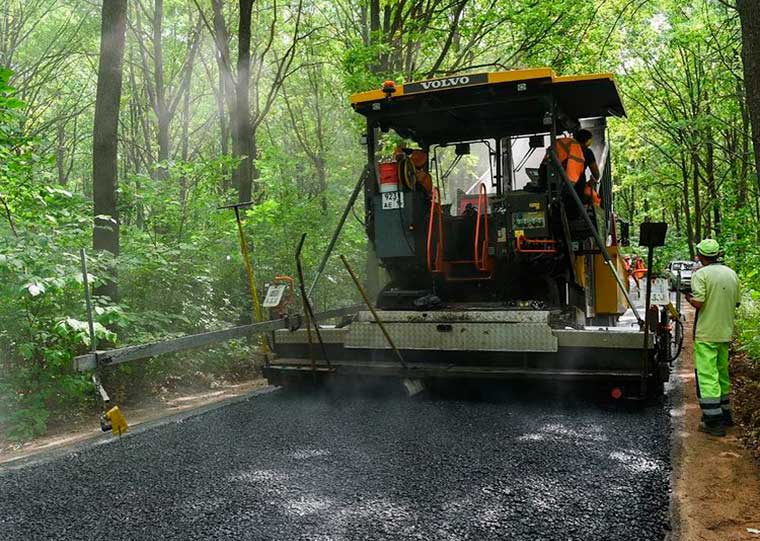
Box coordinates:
[72,305,361,372]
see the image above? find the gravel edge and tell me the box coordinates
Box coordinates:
[0,385,279,473]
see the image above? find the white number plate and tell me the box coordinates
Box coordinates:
[381,192,404,210]
[263,284,287,307]
[649,278,670,305]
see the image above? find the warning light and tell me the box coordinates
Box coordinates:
[611,387,623,400]
[382,80,397,96]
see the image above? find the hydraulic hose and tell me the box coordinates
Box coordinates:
[667,318,684,363]
[398,156,417,190]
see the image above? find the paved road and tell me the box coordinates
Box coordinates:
[0,387,671,540]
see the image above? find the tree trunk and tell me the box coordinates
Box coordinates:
[316,156,327,212]
[369,0,381,74]
[180,65,191,204]
[738,0,760,185]
[690,150,702,244]
[680,153,695,259]
[705,111,720,236]
[217,66,229,156]
[57,122,66,185]
[233,0,254,203]
[211,0,235,161]
[629,185,635,222]
[153,0,170,177]
[92,0,127,300]
[737,79,750,207]
[673,201,681,234]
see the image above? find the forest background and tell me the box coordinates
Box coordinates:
[1,0,759,441]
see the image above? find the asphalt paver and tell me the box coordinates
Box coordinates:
[0,388,671,540]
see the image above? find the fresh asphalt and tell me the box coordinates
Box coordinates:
[0,383,671,541]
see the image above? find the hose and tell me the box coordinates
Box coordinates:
[666,318,684,363]
[397,156,417,190]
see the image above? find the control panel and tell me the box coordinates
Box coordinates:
[512,210,546,230]
[505,191,550,238]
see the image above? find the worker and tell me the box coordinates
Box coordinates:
[685,239,741,437]
[573,129,602,207]
[545,134,585,185]
[539,133,584,214]
[623,255,635,288]
[630,255,647,288]
[542,132,600,208]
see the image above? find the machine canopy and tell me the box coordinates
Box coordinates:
[350,68,625,144]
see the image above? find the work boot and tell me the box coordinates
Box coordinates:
[698,419,726,437]
[722,410,734,427]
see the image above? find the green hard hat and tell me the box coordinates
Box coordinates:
[696,238,721,257]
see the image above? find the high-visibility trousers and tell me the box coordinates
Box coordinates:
[693,341,731,422]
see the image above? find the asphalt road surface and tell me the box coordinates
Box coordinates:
[0,386,671,540]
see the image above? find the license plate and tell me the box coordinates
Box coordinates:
[381,192,404,210]
[263,284,287,307]
[648,278,670,305]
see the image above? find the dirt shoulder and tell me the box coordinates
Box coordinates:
[0,378,268,466]
[671,307,760,540]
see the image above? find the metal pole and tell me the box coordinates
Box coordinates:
[295,234,316,374]
[494,137,503,197]
[364,126,381,301]
[549,151,643,325]
[308,169,366,297]
[219,201,270,353]
[80,249,110,405]
[340,254,406,368]
[233,206,266,325]
[296,233,331,371]
[72,304,361,372]
[640,244,656,397]
[80,248,97,353]
[675,270,682,315]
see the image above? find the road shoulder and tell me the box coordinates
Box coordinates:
[0,379,274,470]
[669,308,760,541]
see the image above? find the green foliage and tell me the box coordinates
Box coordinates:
[737,294,760,360]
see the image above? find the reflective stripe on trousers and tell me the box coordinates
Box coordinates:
[697,396,722,418]
[721,394,730,411]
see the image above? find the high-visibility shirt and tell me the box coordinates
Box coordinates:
[554,137,586,183]
[691,263,740,342]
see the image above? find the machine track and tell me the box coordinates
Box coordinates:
[0,387,671,540]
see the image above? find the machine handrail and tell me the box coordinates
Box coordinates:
[426,188,444,272]
[474,182,489,271]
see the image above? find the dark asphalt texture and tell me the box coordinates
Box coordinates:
[0,387,671,540]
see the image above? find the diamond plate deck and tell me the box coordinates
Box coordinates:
[345,321,559,352]
[274,328,348,344]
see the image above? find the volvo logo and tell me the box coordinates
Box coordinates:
[420,76,471,90]
[403,73,488,94]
